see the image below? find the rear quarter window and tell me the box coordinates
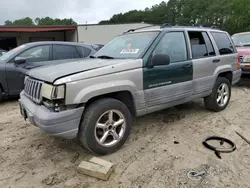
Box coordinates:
[211,32,235,55]
[76,46,91,58]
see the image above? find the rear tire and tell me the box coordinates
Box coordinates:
[204,77,231,112]
[0,88,3,102]
[78,98,132,155]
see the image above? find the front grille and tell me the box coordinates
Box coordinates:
[24,77,43,103]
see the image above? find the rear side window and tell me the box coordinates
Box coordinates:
[188,31,215,59]
[202,32,216,56]
[211,32,234,55]
[76,46,91,58]
[53,45,80,60]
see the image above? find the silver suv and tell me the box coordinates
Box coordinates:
[19,26,242,155]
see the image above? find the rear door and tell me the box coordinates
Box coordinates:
[188,31,218,96]
[143,31,193,112]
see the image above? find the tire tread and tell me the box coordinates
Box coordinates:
[78,98,132,155]
[204,77,231,112]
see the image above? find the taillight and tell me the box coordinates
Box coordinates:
[237,55,241,70]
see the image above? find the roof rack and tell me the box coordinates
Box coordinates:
[123,25,159,34]
[210,25,217,29]
[191,24,218,29]
[126,29,135,32]
[160,23,172,29]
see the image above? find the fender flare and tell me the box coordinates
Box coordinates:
[73,80,137,104]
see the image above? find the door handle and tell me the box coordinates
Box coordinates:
[183,64,191,68]
[213,59,220,63]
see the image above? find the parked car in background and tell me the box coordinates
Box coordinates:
[19,26,241,155]
[0,49,7,56]
[0,41,99,101]
[232,32,250,74]
[95,44,104,50]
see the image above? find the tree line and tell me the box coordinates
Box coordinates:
[4,17,77,26]
[4,0,250,34]
[99,0,250,34]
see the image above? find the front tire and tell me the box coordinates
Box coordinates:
[78,98,132,155]
[204,77,231,112]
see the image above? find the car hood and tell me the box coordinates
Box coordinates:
[27,58,142,83]
[236,46,250,55]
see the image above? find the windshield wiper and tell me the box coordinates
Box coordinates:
[89,55,97,58]
[97,55,114,59]
[243,44,250,47]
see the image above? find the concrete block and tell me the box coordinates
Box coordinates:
[77,157,114,180]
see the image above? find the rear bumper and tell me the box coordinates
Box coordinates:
[240,64,250,74]
[19,91,84,139]
[232,69,242,85]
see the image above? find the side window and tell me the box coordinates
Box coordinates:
[16,45,50,63]
[153,32,187,63]
[76,46,91,58]
[188,31,216,59]
[53,45,80,60]
[188,31,212,59]
[202,32,216,56]
[211,32,234,55]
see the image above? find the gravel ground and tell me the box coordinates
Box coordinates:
[0,77,250,188]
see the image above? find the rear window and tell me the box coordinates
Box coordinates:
[53,45,80,60]
[211,32,235,55]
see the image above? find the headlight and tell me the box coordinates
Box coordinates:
[243,55,250,63]
[41,83,65,100]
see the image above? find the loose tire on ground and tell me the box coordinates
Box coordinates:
[78,98,132,155]
[204,77,231,112]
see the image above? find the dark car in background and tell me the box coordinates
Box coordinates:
[0,41,100,101]
[232,32,250,74]
[0,49,6,56]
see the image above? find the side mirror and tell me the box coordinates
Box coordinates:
[14,57,26,65]
[152,54,170,66]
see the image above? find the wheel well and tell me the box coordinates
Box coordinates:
[85,91,136,118]
[218,71,233,84]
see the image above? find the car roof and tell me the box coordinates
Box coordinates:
[126,25,225,34]
[23,41,94,48]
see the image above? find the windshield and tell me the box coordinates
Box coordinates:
[232,34,250,46]
[0,44,26,62]
[94,31,159,59]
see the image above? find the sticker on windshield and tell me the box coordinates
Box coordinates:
[120,48,139,54]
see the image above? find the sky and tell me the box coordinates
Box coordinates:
[0,0,164,25]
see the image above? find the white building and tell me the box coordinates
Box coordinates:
[77,23,158,44]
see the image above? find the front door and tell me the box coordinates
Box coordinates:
[143,31,193,112]
[6,45,51,95]
[5,63,27,95]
